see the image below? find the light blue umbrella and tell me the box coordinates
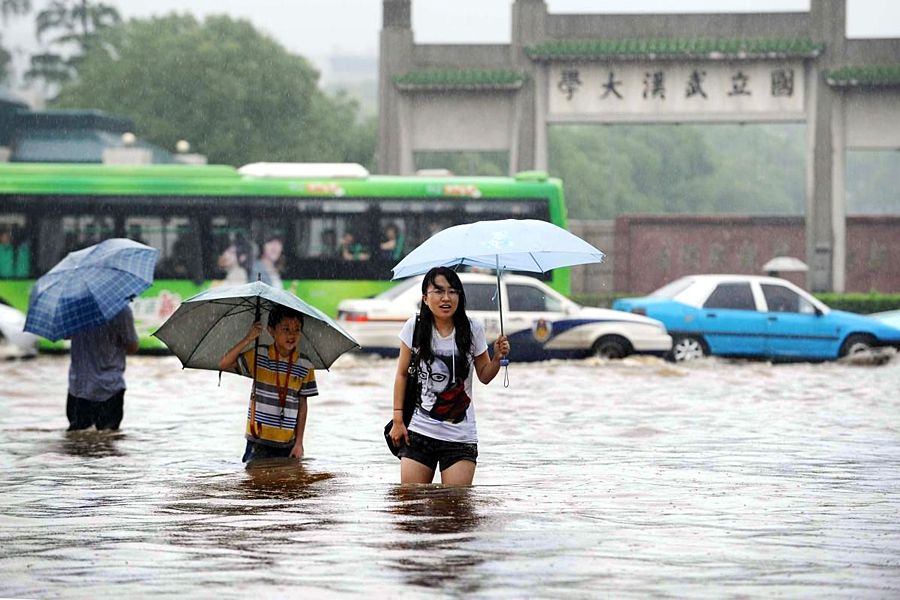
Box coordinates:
[153,280,359,371]
[391,219,605,365]
[25,238,159,341]
[392,219,605,280]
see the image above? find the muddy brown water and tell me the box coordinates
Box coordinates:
[2,354,899,598]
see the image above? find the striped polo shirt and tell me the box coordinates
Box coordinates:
[237,345,318,447]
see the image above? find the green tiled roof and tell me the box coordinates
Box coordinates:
[394,69,528,91]
[826,65,900,87]
[526,38,823,61]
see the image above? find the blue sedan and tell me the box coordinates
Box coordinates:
[613,275,900,362]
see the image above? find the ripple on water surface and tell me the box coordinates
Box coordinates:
[1,354,899,597]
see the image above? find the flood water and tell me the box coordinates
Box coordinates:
[2,353,899,598]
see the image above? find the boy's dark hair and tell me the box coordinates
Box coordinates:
[267,305,304,329]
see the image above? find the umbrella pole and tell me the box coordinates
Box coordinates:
[252,274,262,383]
[495,256,509,370]
[250,295,261,437]
[253,295,261,380]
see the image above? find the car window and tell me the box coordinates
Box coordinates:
[762,284,815,314]
[465,283,497,312]
[703,283,756,310]
[507,284,550,312]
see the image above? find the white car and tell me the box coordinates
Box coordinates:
[336,273,672,360]
[0,303,38,359]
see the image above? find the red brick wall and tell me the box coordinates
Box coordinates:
[846,216,900,292]
[613,214,900,293]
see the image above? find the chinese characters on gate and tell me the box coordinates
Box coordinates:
[556,67,795,101]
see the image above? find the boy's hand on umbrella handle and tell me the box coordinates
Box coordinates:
[244,321,262,342]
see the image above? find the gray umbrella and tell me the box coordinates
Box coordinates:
[153,281,359,372]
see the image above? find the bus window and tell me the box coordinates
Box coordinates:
[66,215,115,252]
[208,215,252,284]
[124,216,202,281]
[377,218,406,262]
[305,217,341,258]
[36,215,116,273]
[250,218,295,287]
[0,213,30,278]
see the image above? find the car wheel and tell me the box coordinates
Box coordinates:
[669,335,707,362]
[839,333,875,357]
[592,335,631,360]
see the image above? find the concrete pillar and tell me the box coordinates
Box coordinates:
[806,0,846,291]
[511,0,547,172]
[378,0,414,174]
[830,91,846,292]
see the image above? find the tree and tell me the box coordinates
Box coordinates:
[0,0,31,82]
[52,14,376,167]
[26,0,120,84]
[549,124,806,219]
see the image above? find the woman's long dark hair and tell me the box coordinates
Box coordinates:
[418,267,473,382]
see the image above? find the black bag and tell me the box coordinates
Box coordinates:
[384,313,421,457]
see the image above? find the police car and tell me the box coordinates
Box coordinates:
[337,272,672,360]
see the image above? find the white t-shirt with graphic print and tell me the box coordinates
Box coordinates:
[399,316,488,444]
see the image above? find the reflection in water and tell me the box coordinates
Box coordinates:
[240,458,336,501]
[384,486,487,592]
[153,460,341,571]
[2,355,900,597]
[163,460,337,518]
[59,429,126,458]
[388,485,482,535]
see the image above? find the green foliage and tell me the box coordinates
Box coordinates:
[577,291,900,313]
[549,124,807,219]
[0,0,31,82]
[26,0,120,84]
[813,293,900,314]
[415,151,508,176]
[847,151,900,214]
[0,0,30,21]
[52,14,376,167]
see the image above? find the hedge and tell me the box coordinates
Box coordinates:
[574,292,900,314]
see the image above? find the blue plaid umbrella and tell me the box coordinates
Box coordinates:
[25,238,159,341]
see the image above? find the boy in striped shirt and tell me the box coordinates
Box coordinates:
[219,306,317,463]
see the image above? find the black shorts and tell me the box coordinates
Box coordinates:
[398,430,478,472]
[66,390,125,431]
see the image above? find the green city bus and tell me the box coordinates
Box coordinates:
[0,162,569,349]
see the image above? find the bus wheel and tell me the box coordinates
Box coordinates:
[592,336,631,360]
[669,335,707,362]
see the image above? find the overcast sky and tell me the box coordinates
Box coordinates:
[3,0,898,76]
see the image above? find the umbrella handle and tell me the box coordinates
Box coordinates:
[495,262,510,384]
